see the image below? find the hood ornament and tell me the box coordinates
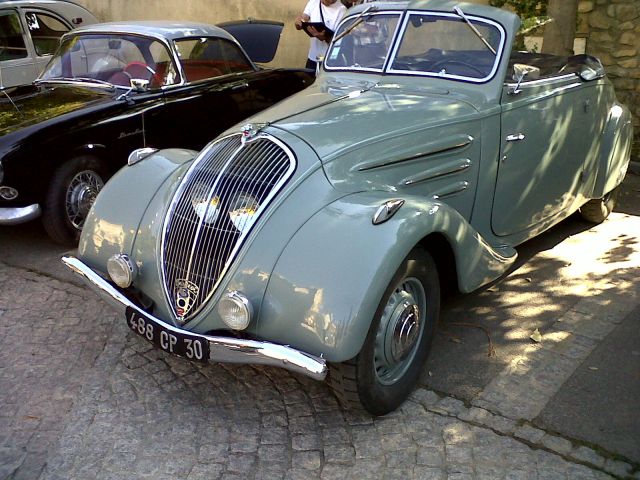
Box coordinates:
[240,123,268,144]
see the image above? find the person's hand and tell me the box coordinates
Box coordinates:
[295,16,304,30]
[307,26,327,41]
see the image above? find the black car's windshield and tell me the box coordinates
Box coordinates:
[39,34,178,89]
[325,13,401,72]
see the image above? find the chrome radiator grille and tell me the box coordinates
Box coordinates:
[161,133,296,322]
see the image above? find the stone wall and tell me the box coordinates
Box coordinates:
[578,0,640,160]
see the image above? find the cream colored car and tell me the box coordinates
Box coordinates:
[0,0,97,88]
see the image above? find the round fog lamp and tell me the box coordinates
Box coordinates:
[217,291,252,330]
[107,254,137,288]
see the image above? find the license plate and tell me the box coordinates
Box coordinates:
[125,307,210,362]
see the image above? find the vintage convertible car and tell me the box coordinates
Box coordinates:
[63,0,633,415]
[0,20,313,244]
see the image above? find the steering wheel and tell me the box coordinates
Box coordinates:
[123,61,156,80]
[429,59,486,77]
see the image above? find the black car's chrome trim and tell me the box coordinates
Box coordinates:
[61,255,328,381]
[0,204,41,225]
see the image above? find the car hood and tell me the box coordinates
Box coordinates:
[0,84,115,136]
[245,75,480,165]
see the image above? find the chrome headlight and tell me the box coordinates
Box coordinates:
[229,192,259,234]
[107,254,138,288]
[190,183,220,225]
[217,291,253,330]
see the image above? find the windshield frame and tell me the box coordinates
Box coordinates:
[324,10,405,74]
[324,9,507,85]
[38,31,183,90]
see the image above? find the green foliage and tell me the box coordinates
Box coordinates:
[489,0,547,18]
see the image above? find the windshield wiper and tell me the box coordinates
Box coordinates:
[34,77,117,89]
[333,4,378,43]
[453,6,496,55]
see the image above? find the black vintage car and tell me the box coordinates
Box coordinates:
[0,20,313,244]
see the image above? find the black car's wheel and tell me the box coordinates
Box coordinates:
[579,186,619,224]
[42,156,106,245]
[329,248,440,415]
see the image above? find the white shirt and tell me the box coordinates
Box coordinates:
[303,0,347,61]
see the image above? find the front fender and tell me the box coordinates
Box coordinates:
[258,192,516,362]
[78,148,196,273]
[593,102,633,197]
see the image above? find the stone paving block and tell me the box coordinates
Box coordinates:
[604,458,632,478]
[540,434,574,455]
[514,424,546,444]
[569,445,606,469]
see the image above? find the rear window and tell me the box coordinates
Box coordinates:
[174,37,253,82]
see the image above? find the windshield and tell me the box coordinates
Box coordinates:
[389,13,504,82]
[325,13,401,72]
[39,34,178,89]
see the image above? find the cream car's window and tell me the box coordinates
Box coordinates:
[0,10,28,60]
[25,11,70,56]
[389,12,504,82]
[325,13,401,72]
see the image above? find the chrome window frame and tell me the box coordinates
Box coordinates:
[386,11,506,84]
[323,10,404,74]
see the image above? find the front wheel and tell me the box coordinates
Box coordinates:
[329,248,440,415]
[42,156,107,245]
[579,186,619,224]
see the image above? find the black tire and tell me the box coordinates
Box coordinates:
[329,248,440,415]
[579,186,619,224]
[42,156,107,246]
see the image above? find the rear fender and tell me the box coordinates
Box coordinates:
[593,103,633,197]
[258,192,516,362]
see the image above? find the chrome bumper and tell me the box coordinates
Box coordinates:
[61,255,328,381]
[0,204,41,225]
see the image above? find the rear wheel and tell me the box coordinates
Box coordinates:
[42,156,106,245]
[329,248,440,415]
[579,186,619,223]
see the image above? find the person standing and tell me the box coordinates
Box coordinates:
[295,0,347,70]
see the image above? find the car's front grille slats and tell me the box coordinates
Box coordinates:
[161,134,296,322]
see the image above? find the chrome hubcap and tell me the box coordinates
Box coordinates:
[65,170,104,230]
[374,277,426,385]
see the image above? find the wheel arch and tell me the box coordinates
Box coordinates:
[258,192,516,362]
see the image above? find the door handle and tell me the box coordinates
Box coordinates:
[506,133,525,142]
[222,81,249,91]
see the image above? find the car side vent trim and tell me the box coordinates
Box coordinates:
[160,133,296,323]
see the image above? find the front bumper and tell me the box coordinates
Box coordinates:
[0,204,41,225]
[61,256,328,381]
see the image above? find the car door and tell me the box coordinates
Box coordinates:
[0,8,36,88]
[491,74,593,237]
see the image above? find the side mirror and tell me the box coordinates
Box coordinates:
[509,63,540,95]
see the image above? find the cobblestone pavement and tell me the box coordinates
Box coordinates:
[0,263,622,480]
[1,176,639,479]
